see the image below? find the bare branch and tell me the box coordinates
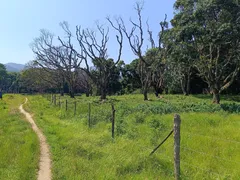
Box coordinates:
[159,14,168,49]
[106,16,123,65]
[146,20,155,48]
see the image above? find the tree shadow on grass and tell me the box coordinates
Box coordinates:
[192,94,240,102]
[220,103,240,113]
[192,94,212,100]
[220,95,240,102]
[116,155,174,178]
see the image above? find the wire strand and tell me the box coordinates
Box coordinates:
[182,131,240,144]
[180,145,240,165]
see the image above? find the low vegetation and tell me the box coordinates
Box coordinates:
[25,94,240,179]
[0,94,39,180]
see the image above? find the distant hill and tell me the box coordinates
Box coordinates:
[4,63,25,72]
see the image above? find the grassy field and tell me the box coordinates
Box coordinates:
[24,94,240,180]
[0,94,39,180]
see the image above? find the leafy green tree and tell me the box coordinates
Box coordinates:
[107,59,122,95]
[163,28,197,95]
[6,72,20,93]
[0,64,8,91]
[120,59,141,93]
[172,0,240,103]
[89,58,121,97]
[145,48,166,96]
[19,68,60,93]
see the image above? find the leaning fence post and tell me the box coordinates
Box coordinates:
[66,99,68,111]
[111,104,116,139]
[74,101,77,116]
[174,114,181,180]
[88,103,91,128]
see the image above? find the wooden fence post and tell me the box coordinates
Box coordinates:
[74,101,77,116]
[111,104,116,139]
[66,99,68,111]
[88,103,91,128]
[174,114,181,180]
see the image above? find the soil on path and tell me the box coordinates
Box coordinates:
[19,98,51,180]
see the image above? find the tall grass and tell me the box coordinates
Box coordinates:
[26,94,240,179]
[0,94,39,180]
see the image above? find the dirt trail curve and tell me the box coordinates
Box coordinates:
[19,98,51,180]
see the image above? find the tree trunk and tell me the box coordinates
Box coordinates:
[90,88,93,96]
[186,71,191,95]
[68,83,75,98]
[143,89,148,101]
[181,73,190,96]
[60,86,64,96]
[86,84,91,97]
[154,85,159,97]
[100,88,107,100]
[165,87,169,94]
[69,86,75,98]
[212,89,220,104]
[180,79,187,96]
[69,91,75,98]
[86,91,90,97]
[61,79,65,96]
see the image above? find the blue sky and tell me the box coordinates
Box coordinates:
[0,0,175,65]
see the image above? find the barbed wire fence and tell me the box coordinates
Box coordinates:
[42,93,240,179]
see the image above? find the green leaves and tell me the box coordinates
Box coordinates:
[170,0,240,102]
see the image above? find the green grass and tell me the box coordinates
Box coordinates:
[0,94,39,180]
[26,94,240,179]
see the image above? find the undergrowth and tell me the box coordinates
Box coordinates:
[25,94,240,179]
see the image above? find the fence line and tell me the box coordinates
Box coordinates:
[180,146,240,165]
[139,146,229,179]
[180,160,225,178]
[182,131,240,144]
[42,94,239,179]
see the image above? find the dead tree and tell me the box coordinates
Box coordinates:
[58,22,83,98]
[75,20,123,100]
[120,2,149,100]
[31,23,83,98]
[119,2,168,100]
[31,30,66,94]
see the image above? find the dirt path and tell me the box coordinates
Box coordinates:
[19,98,51,180]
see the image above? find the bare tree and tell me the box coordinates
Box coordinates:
[31,30,65,95]
[119,2,168,100]
[74,20,123,100]
[31,23,83,98]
